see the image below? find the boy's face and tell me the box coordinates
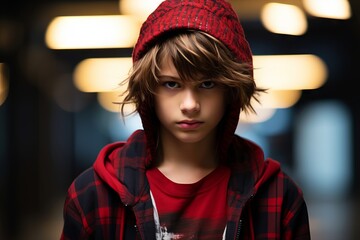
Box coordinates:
[154,58,226,144]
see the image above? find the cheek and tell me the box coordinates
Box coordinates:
[205,93,226,119]
[154,95,170,120]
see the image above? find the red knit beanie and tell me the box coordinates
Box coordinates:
[132,0,253,70]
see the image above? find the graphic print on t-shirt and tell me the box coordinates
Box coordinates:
[147,166,231,240]
[155,213,226,239]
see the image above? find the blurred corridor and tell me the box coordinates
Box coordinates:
[1,0,360,239]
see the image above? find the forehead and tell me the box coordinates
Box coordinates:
[158,55,178,76]
[157,54,207,82]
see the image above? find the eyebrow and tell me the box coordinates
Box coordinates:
[157,75,182,81]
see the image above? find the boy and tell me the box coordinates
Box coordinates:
[61,0,311,239]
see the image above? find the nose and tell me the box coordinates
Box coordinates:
[180,88,200,113]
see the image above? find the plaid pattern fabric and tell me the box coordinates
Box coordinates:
[61,130,311,239]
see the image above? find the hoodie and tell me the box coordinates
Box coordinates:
[60,130,311,239]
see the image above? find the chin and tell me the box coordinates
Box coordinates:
[175,132,209,144]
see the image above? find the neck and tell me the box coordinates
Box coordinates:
[155,128,219,183]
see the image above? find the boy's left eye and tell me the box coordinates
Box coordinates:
[163,81,180,89]
[200,81,216,89]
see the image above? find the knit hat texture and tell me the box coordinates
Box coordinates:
[132,0,252,69]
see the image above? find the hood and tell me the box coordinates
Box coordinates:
[93,130,281,206]
[93,130,149,206]
[227,135,281,197]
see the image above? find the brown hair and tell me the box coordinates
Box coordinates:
[120,30,265,117]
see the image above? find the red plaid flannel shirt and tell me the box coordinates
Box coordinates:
[61,130,311,239]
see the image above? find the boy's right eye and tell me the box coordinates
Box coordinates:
[163,81,180,89]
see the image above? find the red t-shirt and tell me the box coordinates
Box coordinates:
[146,165,231,239]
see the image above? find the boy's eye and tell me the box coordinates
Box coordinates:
[200,81,215,89]
[163,81,180,89]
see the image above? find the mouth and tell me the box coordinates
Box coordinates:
[177,120,204,130]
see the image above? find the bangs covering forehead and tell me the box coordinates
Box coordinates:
[121,30,259,118]
[156,31,234,83]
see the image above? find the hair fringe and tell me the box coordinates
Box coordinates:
[117,31,267,118]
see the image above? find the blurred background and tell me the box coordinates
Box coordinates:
[0,0,359,239]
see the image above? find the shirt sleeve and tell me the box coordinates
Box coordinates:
[60,182,90,240]
[281,176,311,240]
